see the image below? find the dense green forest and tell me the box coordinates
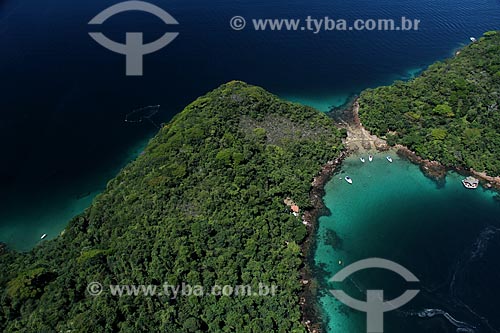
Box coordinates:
[0,82,344,332]
[359,31,500,175]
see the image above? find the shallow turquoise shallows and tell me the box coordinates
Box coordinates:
[313,153,500,333]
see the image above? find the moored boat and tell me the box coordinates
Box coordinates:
[41,234,47,240]
[369,155,373,162]
[360,157,366,163]
[470,37,477,42]
[386,156,393,163]
[462,176,479,189]
[345,176,353,184]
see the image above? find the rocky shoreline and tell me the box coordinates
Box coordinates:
[395,145,500,190]
[300,150,349,333]
[336,100,389,153]
[394,145,448,181]
[299,98,500,333]
[0,242,7,255]
[299,99,389,333]
[469,170,500,190]
[350,97,500,190]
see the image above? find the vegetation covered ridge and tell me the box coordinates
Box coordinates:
[358,31,500,176]
[0,81,344,332]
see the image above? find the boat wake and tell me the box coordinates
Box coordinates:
[469,226,500,261]
[344,275,480,332]
[404,226,500,333]
[402,308,477,332]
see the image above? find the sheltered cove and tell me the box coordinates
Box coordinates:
[300,95,500,332]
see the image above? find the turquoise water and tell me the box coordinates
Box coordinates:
[283,94,352,112]
[314,153,500,332]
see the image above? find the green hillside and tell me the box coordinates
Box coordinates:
[0,82,344,332]
[359,31,500,175]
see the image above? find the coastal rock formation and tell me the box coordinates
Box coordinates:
[395,145,448,180]
[332,100,389,153]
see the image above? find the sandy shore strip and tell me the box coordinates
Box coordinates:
[335,100,389,153]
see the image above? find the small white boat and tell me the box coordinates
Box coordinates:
[41,234,47,240]
[345,176,353,184]
[386,156,393,163]
[369,155,373,162]
[470,37,477,42]
[360,157,366,163]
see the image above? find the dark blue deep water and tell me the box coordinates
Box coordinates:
[0,0,499,248]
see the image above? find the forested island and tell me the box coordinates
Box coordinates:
[0,82,344,332]
[2,30,500,333]
[359,31,500,178]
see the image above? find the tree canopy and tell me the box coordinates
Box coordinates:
[0,81,344,332]
[359,31,500,175]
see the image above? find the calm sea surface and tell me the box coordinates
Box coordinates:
[314,154,500,332]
